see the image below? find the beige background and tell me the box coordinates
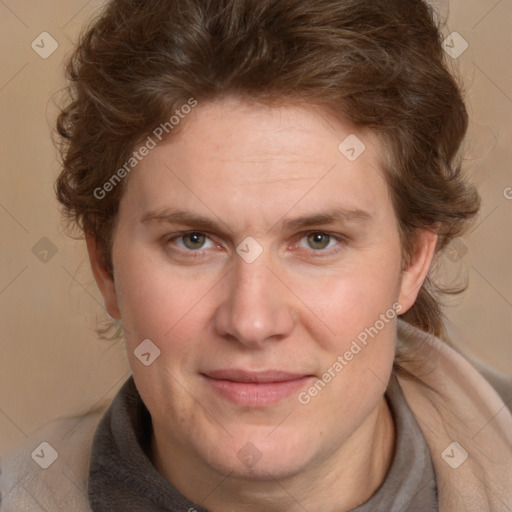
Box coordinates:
[1,0,511,456]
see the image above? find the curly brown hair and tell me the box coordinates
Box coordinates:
[55,0,480,347]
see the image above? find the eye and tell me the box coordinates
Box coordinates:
[171,232,216,252]
[295,231,344,256]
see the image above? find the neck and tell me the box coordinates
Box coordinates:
[151,396,395,512]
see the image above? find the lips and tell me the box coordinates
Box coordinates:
[202,369,315,407]
[204,369,310,383]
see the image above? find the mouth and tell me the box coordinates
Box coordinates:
[202,369,315,407]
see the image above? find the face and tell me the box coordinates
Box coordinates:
[89,97,434,482]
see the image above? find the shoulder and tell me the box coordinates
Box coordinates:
[457,350,512,411]
[396,319,512,435]
[396,319,511,414]
[1,405,107,512]
[395,320,512,511]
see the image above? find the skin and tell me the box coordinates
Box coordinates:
[87,97,437,512]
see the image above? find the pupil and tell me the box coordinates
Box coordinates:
[186,233,204,249]
[310,233,329,249]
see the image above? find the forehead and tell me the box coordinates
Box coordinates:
[118,98,391,229]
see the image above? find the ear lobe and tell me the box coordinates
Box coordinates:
[398,229,438,314]
[85,234,121,319]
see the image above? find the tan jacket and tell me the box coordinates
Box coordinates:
[1,322,511,511]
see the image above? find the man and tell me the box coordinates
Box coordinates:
[2,0,511,510]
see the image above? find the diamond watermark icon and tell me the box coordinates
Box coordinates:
[31,441,58,469]
[134,339,161,366]
[441,441,468,469]
[31,32,59,59]
[237,442,263,468]
[442,32,468,59]
[236,236,263,264]
[32,237,58,263]
[338,134,366,162]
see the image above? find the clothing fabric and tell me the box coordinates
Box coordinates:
[1,320,511,511]
[85,371,437,512]
[354,373,438,511]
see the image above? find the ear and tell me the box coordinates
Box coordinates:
[85,234,121,319]
[398,228,438,314]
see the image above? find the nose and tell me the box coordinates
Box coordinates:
[213,256,295,348]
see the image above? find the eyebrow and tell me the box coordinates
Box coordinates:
[140,207,373,235]
[279,208,372,231]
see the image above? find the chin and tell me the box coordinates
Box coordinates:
[208,454,310,482]
[196,431,314,481]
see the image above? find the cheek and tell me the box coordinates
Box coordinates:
[113,253,206,345]
[296,248,402,348]
[301,262,400,418]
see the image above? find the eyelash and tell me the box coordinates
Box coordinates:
[165,231,346,259]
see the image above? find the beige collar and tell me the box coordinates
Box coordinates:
[397,321,512,512]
